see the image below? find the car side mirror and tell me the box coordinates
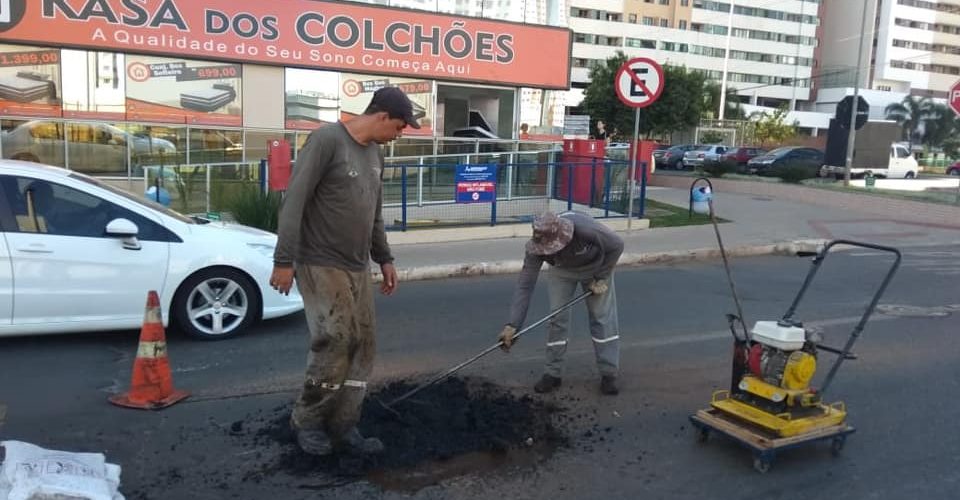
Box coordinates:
[105,218,141,250]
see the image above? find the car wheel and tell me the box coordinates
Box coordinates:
[173,267,260,340]
[949,169,959,177]
[905,171,916,179]
[677,160,686,170]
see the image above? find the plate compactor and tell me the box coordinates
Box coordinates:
[689,222,901,471]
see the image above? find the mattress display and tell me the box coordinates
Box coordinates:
[0,72,56,103]
[180,84,237,112]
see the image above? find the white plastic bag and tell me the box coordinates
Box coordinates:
[0,441,124,500]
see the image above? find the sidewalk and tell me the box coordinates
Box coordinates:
[385,178,960,282]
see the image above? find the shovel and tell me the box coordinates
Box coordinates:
[377,290,594,417]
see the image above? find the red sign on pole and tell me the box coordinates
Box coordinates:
[950,79,960,117]
[267,139,292,191]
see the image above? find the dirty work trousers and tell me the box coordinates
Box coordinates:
[544,267,619,378]
[291,265,376,441]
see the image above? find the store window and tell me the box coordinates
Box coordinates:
[65,122,129,176]
[189,128,243,164]
[285,68,340,132]
[244,130,287,163]
[436,84,515,143]
[123,124,186,173]
[60,49,125,120]
[2,119,66,167]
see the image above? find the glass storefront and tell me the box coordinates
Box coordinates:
[0,43,564,176]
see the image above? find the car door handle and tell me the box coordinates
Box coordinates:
[17,246,53,254]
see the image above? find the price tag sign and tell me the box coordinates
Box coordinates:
[0,49,59,67]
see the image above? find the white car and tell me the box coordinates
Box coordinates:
[681,145,729,169]
[0,160,303,339]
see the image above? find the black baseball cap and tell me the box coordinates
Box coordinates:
[369,86,422,129]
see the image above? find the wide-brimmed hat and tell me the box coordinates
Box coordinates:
[526,212,574,255]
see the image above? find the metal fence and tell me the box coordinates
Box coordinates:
[382,157,647,231]
[113,152,648,231]
[120,161,265,216]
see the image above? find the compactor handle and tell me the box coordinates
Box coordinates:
[785,240,901,397]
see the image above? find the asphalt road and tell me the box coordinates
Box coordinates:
[1,244,958,499]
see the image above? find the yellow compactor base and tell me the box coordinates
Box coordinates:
[710,390,847,438]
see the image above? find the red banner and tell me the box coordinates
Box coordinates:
[0,0,572,89]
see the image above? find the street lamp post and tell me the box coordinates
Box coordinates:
[718,0,735,121]
[844,0,871,187]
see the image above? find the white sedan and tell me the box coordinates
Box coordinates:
[0,160,303,339]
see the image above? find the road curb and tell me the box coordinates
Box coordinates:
[380,239,829,282]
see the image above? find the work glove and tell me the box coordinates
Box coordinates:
[588,279,608,296]
[498,325,518,351]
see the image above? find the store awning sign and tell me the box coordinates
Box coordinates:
[0,0,572,89]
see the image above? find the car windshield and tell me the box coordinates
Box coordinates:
[726,148,740,154]
[68,173,195,224]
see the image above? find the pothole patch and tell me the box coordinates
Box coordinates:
[235,376,568,492]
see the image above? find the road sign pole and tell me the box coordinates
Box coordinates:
[615,57,663,228]
[844,0,871,187]
[627,107,640,229]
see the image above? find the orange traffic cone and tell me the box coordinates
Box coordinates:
[109,291,189,410]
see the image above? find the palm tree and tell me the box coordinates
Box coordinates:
[884,95,933,149]
[703,81,744,120]
[921,103,960,151]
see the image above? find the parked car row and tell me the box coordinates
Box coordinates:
[654,144,767,171]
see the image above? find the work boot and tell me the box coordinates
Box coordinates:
[334,428,384,456]
[533,374,562,394]
[600,375,619,395]
[296,429,333,456]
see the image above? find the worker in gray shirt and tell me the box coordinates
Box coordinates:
[270,87,420,456]
[499,211,625,395]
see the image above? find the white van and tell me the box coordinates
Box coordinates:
[820,143,919,179]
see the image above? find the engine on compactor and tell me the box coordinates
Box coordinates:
[748,339,817,391]
[733,321,825,411]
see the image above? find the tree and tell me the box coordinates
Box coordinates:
[580,52,708,139]
[699,130,727,144]
[921,103,960,150]
[884,95,933,149]
[749,106,797,148]
[702,80,744,120]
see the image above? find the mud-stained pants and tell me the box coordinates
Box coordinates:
[291,265,376,441]
[544,267,620,378]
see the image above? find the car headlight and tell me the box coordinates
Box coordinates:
[247,243,276,259]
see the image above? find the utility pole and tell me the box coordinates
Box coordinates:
[718,0,735,121]
[844,0,871,187]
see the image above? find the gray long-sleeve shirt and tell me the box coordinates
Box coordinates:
[274,123,393,272]
[507,212,624,328]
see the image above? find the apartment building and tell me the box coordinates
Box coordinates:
[879,0,960,97]
[384,0,565,24]
[816,0,960,118]
[568,0,820,111]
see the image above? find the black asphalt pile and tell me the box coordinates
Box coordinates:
[250,376,568,476]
